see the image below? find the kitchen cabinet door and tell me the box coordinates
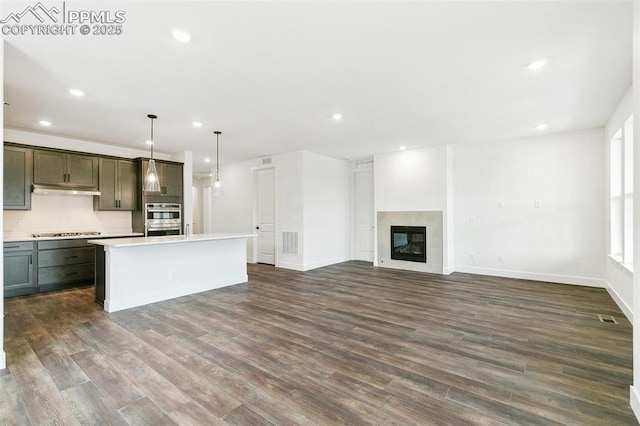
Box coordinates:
[4,242,36,297]
[118,160,137,210]
[96,159,137,211]
[34,150,98,187]
[97,158,118,210]
[162,163,183,197]
[34,150,66,185]
[67,154,98,187]
[4,145,33,210]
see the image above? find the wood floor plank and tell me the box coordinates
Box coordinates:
[4,338,80,425]
[0,373,31,426]
[2,261,637,424]
[62,380,129,426]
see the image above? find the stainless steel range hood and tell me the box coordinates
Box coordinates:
[32,184,101,196]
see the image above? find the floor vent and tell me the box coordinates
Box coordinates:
[598,314,618,324]
[282,231,299,255]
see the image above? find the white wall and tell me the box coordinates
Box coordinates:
[373,145,452,268]
[192,177,206,234]
[210,157,262,260]
[302,152,350,270]
[174,151,193,235]
[454,128,606,287]
[273,151,304,270]
[631,0,640,419]
[604,87,633,320]
[208,150,349,271]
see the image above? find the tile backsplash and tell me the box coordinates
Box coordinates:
[4,194,133,238]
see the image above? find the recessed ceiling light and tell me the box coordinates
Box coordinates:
[39,120,52,126]
[69,89,84,97]
[332,113,343,120]
[204,158,211,163]
[193,121,203,128]
[399,146,407,151]
[535,123,548,130]
[172,29,191,43]
[527,59,548,71]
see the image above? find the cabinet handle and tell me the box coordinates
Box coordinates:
[29,254,32,264]
[5,245,20,249]
[67,271,78,276]
[66,255,79,259]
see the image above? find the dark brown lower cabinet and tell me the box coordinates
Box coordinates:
[37,239,95,292]
[3,241,36,297]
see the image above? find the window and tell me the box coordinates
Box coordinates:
[610,114,634,268]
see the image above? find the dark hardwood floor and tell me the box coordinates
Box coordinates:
[1,261,637,425]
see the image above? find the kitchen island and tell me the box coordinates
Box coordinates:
[89,233,255,313]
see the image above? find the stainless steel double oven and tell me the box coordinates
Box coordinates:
[144,203,182,236]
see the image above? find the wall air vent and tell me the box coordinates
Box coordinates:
[262,157,273,165]
[282,231,299,255]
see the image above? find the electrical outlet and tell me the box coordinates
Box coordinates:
[469,216,476,223]
[497,201,504,209]
[535,200,541,208]
[14,219,21,226]
[469,252,476,260]
[498,255,505,262]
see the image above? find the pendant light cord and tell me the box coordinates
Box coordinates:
[216,132,219,174]
[150,117,154,159]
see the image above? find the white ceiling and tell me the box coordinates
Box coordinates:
[2,1,632,174]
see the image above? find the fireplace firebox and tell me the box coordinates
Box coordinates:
[390,226,426,263]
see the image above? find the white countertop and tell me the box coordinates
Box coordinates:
[4,232,144,243]
[88,233,256,248]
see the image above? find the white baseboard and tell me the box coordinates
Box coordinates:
[276,261,304,271]
[631,386,640,423]
[442,266,455,275]
[302,256,350,272]
[454,265,606,288]
[604,280,633,322]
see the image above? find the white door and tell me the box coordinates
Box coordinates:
[354,169,374,261]
[257,168,275,264]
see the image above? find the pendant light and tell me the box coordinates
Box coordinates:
[212,130,223,196]
[143,114,162,193]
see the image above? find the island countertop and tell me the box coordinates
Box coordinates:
[88,233,256,248]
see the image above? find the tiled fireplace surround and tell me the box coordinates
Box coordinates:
[377,211,444,274]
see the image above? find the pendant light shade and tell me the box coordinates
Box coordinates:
[143,114,162,193]
[212,131,223,196]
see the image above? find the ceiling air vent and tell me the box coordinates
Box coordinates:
[262,157,273,165]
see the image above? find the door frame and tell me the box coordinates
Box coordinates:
[251,165,277,265]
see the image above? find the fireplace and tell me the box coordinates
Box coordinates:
[390,226,426,263]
